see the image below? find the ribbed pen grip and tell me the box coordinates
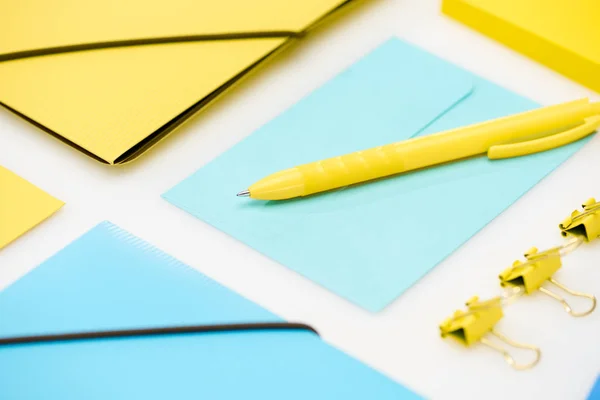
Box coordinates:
[298,145,404,195]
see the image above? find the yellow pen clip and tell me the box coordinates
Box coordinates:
[560,198,600,242]
[440,293,540,370]
[499,245,596,317]
[488,116,600,159]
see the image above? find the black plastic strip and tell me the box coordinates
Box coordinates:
[0,322,318,347]
[0,32,302,62]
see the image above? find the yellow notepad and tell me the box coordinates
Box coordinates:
[0,0,355,164]
[442,0,600,92]
[0,166,64,249]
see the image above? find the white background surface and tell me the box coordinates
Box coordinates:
[1,1,599,399]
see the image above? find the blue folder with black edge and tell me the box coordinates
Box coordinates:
[0,221,421,400]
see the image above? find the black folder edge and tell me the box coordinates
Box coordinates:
[0,322,319,347]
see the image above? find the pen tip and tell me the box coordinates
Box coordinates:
[237,190,250,198]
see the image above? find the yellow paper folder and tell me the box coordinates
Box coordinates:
[0,0,356,164]
[0,166,64,249]
[442,0,600,93]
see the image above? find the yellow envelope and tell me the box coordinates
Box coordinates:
[0,166,64,249]
[0,0,356,164]
[443,0,600,93]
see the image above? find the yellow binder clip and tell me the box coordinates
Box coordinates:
[440,294,540,370]
[499,245,596,317]
[560,198,600,242]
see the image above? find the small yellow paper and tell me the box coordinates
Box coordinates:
[0,166,64,249]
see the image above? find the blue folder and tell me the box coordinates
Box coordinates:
[164,38,589,312]
[589,376,600,400]
[0,222,421,400]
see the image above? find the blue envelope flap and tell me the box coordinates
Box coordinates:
[0,222,422,400]
[165,39,475,234]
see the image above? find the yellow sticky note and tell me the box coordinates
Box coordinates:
[443,0,600,92]
[0,0,354,164]
[0,166,64,249]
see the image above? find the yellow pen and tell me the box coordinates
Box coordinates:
[238,98,600,200]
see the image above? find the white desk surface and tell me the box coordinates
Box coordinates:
[1,1,599,399]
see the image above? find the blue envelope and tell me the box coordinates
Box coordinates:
[164,38,589,312]
[0,222,420,400]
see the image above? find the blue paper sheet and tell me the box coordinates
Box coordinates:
[164,38,590,312]
[0,222,420,399]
